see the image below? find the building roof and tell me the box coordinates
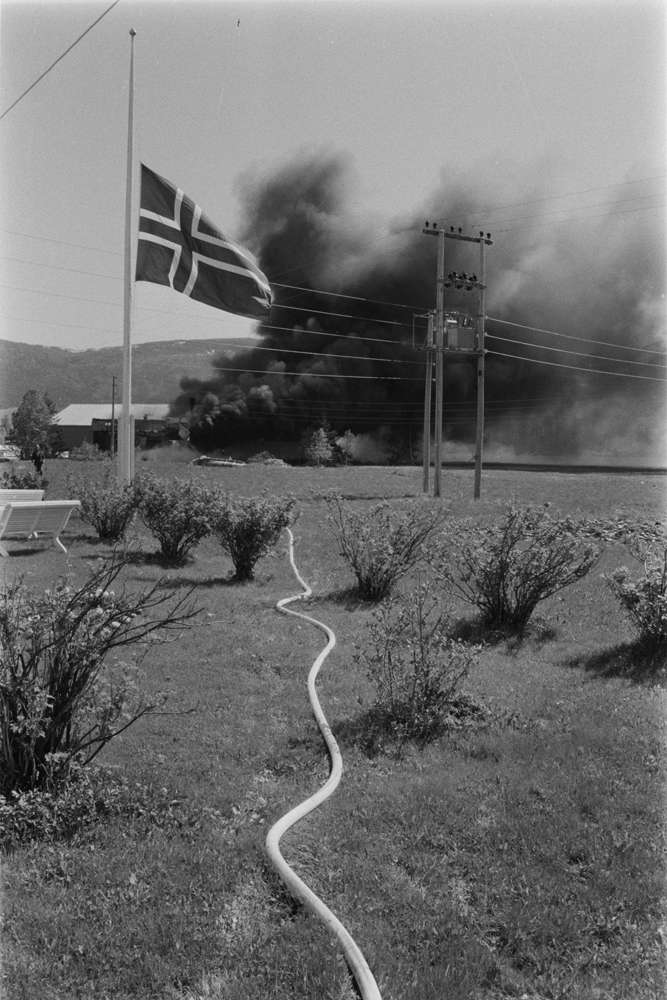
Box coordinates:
[53,404,170,426]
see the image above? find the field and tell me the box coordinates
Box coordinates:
[1,451,665,1000]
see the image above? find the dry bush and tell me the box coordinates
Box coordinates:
[432,503,602,633]
[324,493,448,600]
[355,583,480,750]
[0,557,200,796]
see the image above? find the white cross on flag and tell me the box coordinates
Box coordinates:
[136,164,271,319]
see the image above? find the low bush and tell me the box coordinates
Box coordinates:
[355,583,480,751]
[0,759,109,847]
[0,557,200,796]
[69,440,107,462]
[432,502,602,633]
[1,468,48,491]
[324,493,448,600]
[66,464,138,541]
[210,492,296,581]
[134,472,213,563]
[603,530,667,651]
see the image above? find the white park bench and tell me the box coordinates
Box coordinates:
[0,500,81,556]
[0,489,45,507]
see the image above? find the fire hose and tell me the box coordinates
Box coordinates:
[265,527,382,1000]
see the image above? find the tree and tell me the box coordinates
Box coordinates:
[0,413,11,444]
[43,392,65,455]
[11,390,53,458]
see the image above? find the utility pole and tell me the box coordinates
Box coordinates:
[474,238,487,499]
[111,375,117,456]
[422,223,492,499]
[423,226,446,496]
[422,312,434,493]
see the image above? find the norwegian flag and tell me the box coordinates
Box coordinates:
[135,164,271,319]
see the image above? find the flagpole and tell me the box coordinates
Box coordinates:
[119,28,136,484]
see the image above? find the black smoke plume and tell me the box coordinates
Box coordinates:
[174,152,666,465]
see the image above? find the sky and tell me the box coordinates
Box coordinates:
[0,0,664,358]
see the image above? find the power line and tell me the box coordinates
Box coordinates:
[265,228,416,283]
[272,282,420,311]
[221,342,425,367]
[464,173,666,220]
[485,333,666,368]
[270,302,410,327]
[0,0,121,121]
[487,317,666,356]
[258,322,398,346]
[209,364,424,382]
[495,201,666,234]
[495,197,666,229]
[0,255,120,281]
[0,314,119,334]
[0,282,186,316]
[487,348,667,381]
[0,229,122,257]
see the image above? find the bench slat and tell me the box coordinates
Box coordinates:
[0,501,80,557]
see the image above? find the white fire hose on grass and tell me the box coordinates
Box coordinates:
[265,527,383,1000]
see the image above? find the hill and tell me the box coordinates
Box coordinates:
[0,337,257,410]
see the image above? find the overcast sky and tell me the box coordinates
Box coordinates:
[0,0,664,357]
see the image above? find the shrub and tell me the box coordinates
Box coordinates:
[134,472,213,563]
[603,531,667,650]
[355,584,480,749]
[69,440,107,462]
[0,763,198,848]
[1,468,48,491]
[210,492,296,580]
[66,464,138,541]
[432,502,602,633]
[0,558,200,796]
[324,493,448,600]
[0,759,105,847]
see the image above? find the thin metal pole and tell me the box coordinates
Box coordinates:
[422,312,434,492]
[474,239,486,499]
[111,375,116,456]
[434,230,445,498]
[120,28,136,484]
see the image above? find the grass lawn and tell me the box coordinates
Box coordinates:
[1,452,665,999]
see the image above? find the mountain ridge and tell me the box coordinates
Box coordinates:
[0,337,257,410]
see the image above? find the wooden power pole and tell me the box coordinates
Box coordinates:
[422,313,434,493]
[422,223,492,499]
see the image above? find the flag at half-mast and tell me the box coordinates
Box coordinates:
[135,164,271,319]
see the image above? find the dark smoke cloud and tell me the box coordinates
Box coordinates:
[175,152,666,465]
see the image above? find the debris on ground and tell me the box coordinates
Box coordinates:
[247,452,289,466]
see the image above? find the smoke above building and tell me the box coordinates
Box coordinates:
[174,152,666,466]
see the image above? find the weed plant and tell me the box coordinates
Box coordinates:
[0,558,200,795]
[134,472,214,563]
[324,492,447,599]
[66,463,138,541]
[1,468,48,491]
[354,583,480,752]
[210,492,296,580]
[69,441,106,462]
[433,502,602,633]
[604,532,667,651]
